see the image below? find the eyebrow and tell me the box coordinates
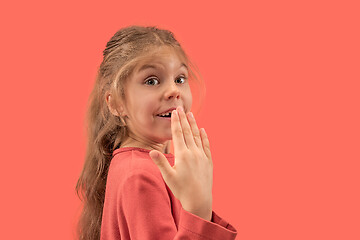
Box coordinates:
[138,63,188,72]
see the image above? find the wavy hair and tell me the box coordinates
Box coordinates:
[75,25,204,240]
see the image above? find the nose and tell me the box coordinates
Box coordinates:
[164,81,180,100]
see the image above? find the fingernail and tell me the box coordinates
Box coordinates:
[189,112,194,118]
[178,106,184,112]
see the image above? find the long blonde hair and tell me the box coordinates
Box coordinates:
[75,25,204,240]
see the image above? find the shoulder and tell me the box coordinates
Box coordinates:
[107,147,174,189]
[110,148,163,178]
[107,148,175,206]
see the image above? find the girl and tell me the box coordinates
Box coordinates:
[76,25,238,240]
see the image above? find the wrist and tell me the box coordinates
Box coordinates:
[183,204,212,221]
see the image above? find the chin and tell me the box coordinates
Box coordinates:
[162,134,172,141]
[152,133,172,143]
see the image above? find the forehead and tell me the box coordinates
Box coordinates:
[133,46,188,73]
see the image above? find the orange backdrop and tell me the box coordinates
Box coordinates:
[0,0,359,239]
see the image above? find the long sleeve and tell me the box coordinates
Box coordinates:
[100,147,238,240]
[117,169,237,240]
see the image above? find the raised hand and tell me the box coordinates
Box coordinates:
[149,106,213,221]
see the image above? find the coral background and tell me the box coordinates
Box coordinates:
[0,0,359,239]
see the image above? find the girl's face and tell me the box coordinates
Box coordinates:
[120,46,192,148]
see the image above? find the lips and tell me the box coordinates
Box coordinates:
[156,107,178,116]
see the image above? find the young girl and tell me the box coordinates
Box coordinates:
[76,25,238,240]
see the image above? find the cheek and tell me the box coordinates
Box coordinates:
[131,94,155,113]
[141,100,158,119]
[184,89,193,110]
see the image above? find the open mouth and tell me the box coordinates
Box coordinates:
[156,112,172,118]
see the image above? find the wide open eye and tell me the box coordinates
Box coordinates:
[145,77,159,85]
[175,76,187,84]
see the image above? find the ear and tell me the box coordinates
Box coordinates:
[105,92,125,117]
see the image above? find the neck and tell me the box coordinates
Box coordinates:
[120,135,170,154]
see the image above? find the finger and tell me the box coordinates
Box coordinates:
[149,150,175,180]
[200,128,212,160]
[171,109,186,152]
[177,106,196,149]
[186,112,202,149]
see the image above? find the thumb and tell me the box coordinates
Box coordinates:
[149,150,173,180]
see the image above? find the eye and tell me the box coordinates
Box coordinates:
[175,76,187,84]
[144,77,159,86]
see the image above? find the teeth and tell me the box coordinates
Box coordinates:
[159,112,171,117]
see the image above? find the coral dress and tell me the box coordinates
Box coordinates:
[100,147,238,240]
